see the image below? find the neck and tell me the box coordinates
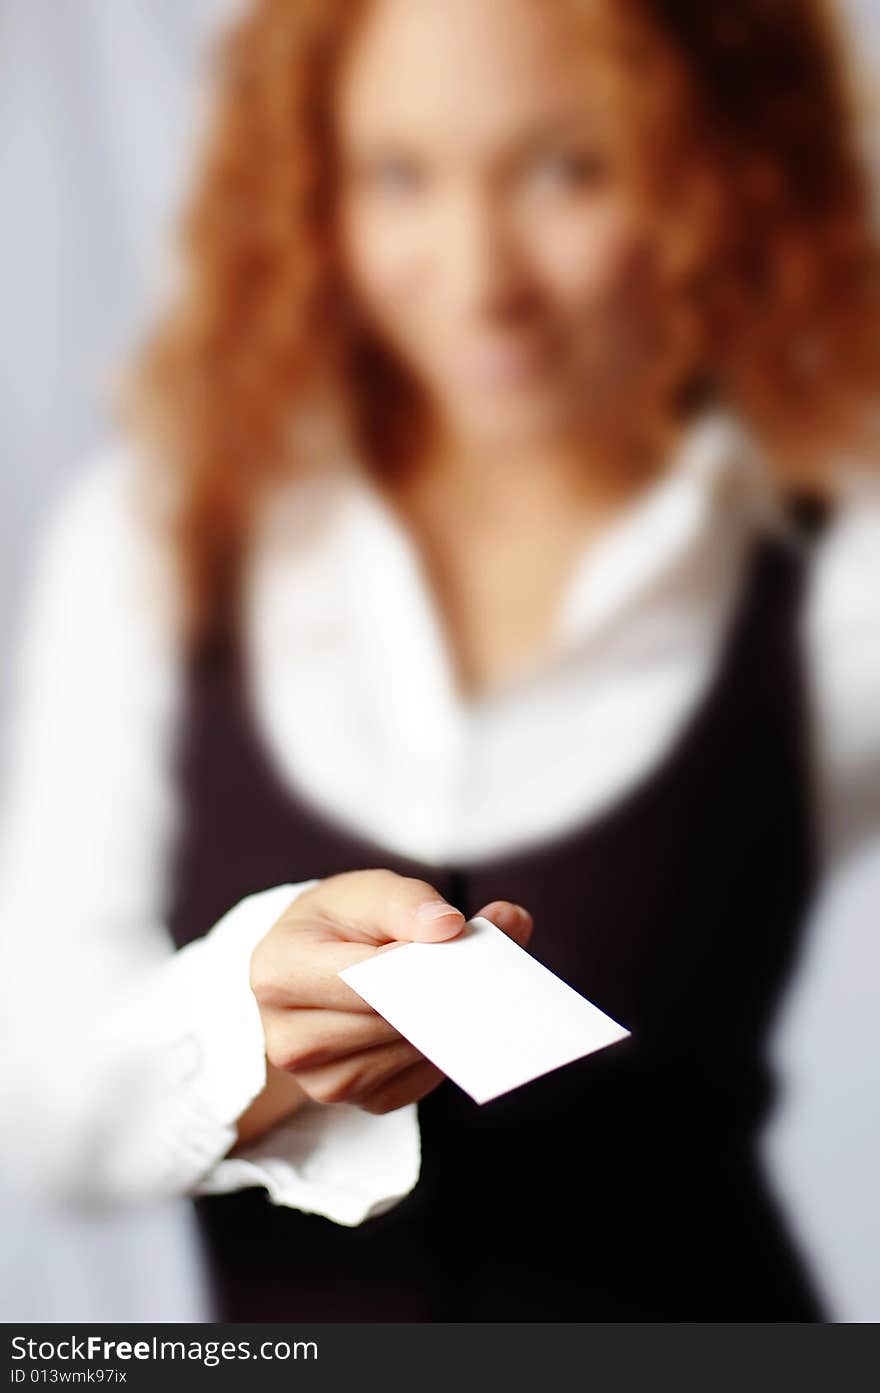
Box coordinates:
[372,418,682,699]
[387,421,659,532]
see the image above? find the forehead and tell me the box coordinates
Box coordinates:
[335,0,620,151]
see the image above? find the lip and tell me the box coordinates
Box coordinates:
[453,337,554,391]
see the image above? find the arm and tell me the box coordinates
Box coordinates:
[760,478,880,1320]
[0,446,419,1224]
[234,1063,310,1148]
[803,477,880,866]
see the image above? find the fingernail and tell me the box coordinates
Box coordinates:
[412,900,466,940]
[489,903,529,932]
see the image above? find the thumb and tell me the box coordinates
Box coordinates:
[296,869,466,946]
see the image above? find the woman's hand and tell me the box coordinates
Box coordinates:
[247,868,533,1123]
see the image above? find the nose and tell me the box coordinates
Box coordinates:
[442,185,537,324]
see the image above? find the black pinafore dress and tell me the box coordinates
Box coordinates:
[166,533,825,1321]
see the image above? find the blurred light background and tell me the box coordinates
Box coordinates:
[0,0,878,1322]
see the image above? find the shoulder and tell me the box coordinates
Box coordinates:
[14,437,180,694]
[29,437,158,589]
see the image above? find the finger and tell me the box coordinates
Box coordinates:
[359,1058,446,1114]
[475,900,534,949]
[257,869,469,1014]
[265,1007,401,1072]
[250,929,383,1012]
[294,1037,423,1105]
[289,869,466,945]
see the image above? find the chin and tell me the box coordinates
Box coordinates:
[445,389,570,448]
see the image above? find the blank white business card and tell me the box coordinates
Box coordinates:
[338,915,630,1104]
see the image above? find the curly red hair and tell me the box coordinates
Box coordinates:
[123,0,880,643]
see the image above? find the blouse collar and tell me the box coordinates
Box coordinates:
[250,405,790,713]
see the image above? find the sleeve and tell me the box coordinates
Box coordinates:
[760,475,880,1320]
[0,446,421,1227]
[802,476,880,865]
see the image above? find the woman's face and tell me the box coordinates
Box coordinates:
[335,0,646,449]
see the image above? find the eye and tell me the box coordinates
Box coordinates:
[528,148,611,194]
[358,154,427,197]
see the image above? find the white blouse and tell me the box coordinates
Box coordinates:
[0,411,878,1301]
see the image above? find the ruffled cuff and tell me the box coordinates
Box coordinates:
[161,881,421,1225]
[135,883,318,1197]
[195,1100,421,1227]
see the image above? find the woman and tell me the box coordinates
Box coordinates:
[2,0,879,1320]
